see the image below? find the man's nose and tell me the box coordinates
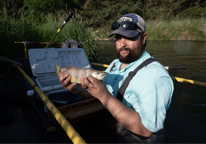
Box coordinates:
[120,38,127,47]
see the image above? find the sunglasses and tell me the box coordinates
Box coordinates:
[111,21,144,33]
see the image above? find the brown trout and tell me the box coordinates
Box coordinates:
[54,63,106,88]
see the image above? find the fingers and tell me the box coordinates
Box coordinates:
[82,75,108,100]
[13,62,24,69]
[83,75,99,89]
[58,72,78,92]
[58,72,69,82]
[58,72,71,86]
[86,75,97,83]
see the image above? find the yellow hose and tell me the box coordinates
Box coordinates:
[17,66,86,144]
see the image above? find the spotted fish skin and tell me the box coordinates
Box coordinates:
[54,63,106,88]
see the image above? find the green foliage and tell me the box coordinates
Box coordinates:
[82,0,143,26]
[0,0,24,18]
[0,11,35,58]
[0,0,205,78]
[23,0,81,22]
[0,0,206,60]
[79,0,206,39]
[178,6,206,18]
[146,18,206,41]
[0,10,101,61]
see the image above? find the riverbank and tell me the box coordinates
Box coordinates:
[0,13,206,63]
[92,17,206,41]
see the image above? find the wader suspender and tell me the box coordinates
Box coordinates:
[107,58,166,143]
[110,58,155,102]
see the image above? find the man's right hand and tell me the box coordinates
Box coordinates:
[58,72,93,98]
[58,72,78,93]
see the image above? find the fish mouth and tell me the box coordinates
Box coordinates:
[97,73,106,80]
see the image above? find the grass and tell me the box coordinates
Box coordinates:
[0,11,102,77]
[93,18,206,41]
[140,18,206,41]
[0,10,206,63]
[0,11,101,62]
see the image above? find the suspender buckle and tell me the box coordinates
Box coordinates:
[129,71,136,76]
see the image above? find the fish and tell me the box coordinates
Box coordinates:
[54,63,106,88]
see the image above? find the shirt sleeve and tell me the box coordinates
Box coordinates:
[131,76,173,132]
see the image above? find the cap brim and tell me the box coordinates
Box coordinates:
[108,28,139,38]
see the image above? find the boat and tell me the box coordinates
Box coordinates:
[17,47,106,138]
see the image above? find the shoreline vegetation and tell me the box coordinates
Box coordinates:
[94,18,206,41]
[0,0,206,62]
[0,12,205,62]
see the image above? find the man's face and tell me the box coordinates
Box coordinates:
[115,34,145,64]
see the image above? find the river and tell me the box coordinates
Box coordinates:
[0,40,206,143]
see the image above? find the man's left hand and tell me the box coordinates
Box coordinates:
[81,75,110,101]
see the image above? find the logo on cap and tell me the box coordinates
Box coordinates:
[117,17,133,22]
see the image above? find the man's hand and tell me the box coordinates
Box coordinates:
[81,75,110,101]
[12,61,24,68]
[81,75,152,137]
[58,72,78,93]
[58,72,92,98]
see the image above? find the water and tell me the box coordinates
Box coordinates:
[95,40,206,79]
[96,40,206,103]
[94,40,206,143]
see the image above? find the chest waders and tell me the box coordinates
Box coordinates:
[105,58,165,143]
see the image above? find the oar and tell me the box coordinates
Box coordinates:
[45,12,73,48]
[91,62,109,68]
[164,65,186,70]
[91,62,206,87]
[91,62,187,70]
[171,76,206,88]
[17,66,86,144]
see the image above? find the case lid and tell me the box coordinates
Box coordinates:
[28,48,91,77]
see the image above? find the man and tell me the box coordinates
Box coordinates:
[58,13,174,143]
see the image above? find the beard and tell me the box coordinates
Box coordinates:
[116,47,139,63]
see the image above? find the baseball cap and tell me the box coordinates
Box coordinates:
[108,13,146,38]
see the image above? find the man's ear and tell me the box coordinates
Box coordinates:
[143,33,147,45]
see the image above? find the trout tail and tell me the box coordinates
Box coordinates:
[54,63,60,76]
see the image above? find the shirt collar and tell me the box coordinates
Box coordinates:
[115,50,150,72]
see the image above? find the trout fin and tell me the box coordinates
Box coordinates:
[67,64,75,69]
[80,77,87,88]
[54,63,60,76]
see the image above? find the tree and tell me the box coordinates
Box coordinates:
[23,0,81,22]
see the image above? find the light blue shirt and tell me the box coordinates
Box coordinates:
[103,50,174,132]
